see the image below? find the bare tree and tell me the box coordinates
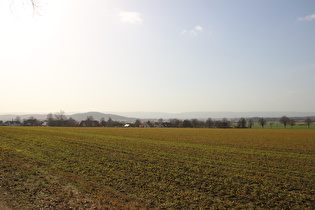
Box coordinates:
[237,118,247,128]
[258,118,266,128]
[47,113,54,126]
[222,118,231,128]
[146,120,152,127]
[107,117,113,127]
[269,122,274,129]
[170,118,181,128]
[86,116,94,121]
[248,118,254,128]
[15,116,21,122]
[134,119,141,127]
[304,117,313,129]
[82,116,95,127]
[11,0,40,16]
[30,0,38,9]
[279,116,290,128]
[183,119,192,128]
[199,120,206,128]
[191,119,199,128]
[67,117,77,127]
[100,118,107,127]
[23,116,41,126]
[205,118,214,128]
[55,110,66,121]
[289,118,296,128]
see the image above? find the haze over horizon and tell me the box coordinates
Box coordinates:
[1,0,314,114]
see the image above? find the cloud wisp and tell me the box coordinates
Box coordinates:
[181,25,204,36]
[117,11,143,25]
[297,13,315,21]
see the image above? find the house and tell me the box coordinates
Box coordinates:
[162,122,173,127]
[153,122,164,128]
[79,120,101,127]
[139,122,151,128]
[42,121,48,126]
[23,118,41,126]
[5,121,21,126]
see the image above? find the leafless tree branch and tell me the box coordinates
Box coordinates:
[10,0,40,16]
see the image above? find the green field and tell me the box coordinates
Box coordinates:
[250,122,315,129]
[0,127,314,209]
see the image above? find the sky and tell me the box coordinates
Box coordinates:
[1,0,315,114]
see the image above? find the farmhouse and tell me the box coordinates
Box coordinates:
[23,118,41,126]
[153,122,164,128]
[5,121,21,126]
[42,122,48,126]
[79,120,101,127]
[139,122,151,128]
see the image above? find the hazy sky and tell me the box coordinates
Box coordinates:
[1,0,315,114]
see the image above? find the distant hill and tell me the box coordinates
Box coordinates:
[0,112,136,122]
[111,111,315,120]
[69,112,136,122]
[0,114,47,122]
[1,111,314,122]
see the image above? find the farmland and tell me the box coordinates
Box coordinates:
[0,127,315,209]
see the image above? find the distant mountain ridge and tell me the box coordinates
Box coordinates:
[0,111,314,122]
[111,111,315,120]
[0,112,135,122]
[70,112,135,122]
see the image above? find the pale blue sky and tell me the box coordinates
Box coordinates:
[1,0,314,114]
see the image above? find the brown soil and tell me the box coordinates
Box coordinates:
[0,190,11,210]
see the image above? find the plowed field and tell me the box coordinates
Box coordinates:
[0,127,314,209]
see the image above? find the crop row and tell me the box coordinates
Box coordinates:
[0,127,314,209]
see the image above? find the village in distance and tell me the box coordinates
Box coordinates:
[0,111,314,129]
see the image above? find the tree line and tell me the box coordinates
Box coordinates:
[1,111,313,129]
[163,116,313,129]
